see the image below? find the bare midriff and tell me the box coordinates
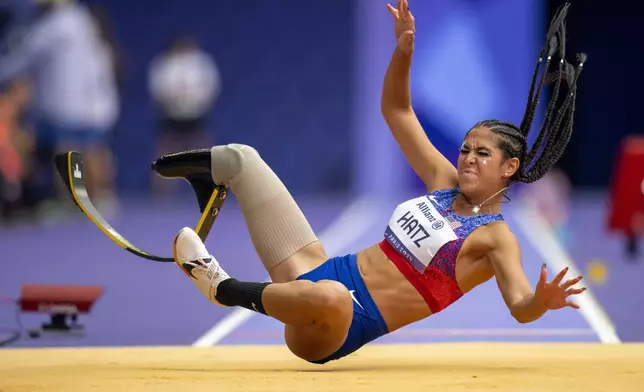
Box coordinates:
[356,225,497,333]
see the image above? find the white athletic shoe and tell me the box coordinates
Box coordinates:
[172,227,230,306]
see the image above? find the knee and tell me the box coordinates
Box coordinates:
[310,280,353,320]
[210,143,260,185]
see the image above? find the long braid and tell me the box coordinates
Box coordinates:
[519,54,586,183]
[525,19,569,165]
[533,62,576,162]
[468,3,586,186]
[519,3,571,135]
[520,54,586,183]
[520,37,558,140]
[516,3,586,184]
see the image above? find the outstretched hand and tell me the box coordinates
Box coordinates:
[535,264,586,310]
[387,0,415,54]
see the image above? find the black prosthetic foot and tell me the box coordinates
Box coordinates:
[151,149,211,179]
[151,149,222,213]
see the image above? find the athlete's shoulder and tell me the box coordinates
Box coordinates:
[426,187,459,196]
[425,187,458,205]
[484,220,519,251]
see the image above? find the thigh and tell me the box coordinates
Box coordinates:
[284,253,389,364]
[268,241,329,283]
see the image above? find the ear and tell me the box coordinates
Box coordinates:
[502,157,520,178]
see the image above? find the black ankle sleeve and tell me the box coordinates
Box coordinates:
[215,279,271,315]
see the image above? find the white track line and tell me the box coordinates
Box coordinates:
[220,328,596,340]
[390,328,596,337]
[192,195,384,347]
[513,198,621,344]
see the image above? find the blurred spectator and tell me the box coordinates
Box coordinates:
[0,77,33,223]
[148,35,221,195]
[0,0,121,218]
[86,2,124,96]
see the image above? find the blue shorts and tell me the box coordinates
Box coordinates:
[296,253,389,364]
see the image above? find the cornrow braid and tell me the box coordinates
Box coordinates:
[471,120,528,183]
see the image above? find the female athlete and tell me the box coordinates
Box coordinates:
[171,0,587,364]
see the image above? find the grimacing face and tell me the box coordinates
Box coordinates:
[457,126,519,199]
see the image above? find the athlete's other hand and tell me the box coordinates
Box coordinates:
[535,264,586,310]
[387,0,415,54]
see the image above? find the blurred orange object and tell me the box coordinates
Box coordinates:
[0,123,23,183]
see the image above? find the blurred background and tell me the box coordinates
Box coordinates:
[0,0,642,348]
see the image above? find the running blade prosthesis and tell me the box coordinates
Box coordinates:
[54,150,228,262]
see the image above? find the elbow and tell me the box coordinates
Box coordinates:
[380,97,397,115]
[380,104,394,122]
[380,89,412,114]
[381,105,412,120]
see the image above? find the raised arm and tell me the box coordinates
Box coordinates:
[382,0,458,192]
[488,224,586,323]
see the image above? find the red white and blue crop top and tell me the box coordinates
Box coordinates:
[378,188,504,314]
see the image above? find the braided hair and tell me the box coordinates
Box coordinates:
[470,2,586,184]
